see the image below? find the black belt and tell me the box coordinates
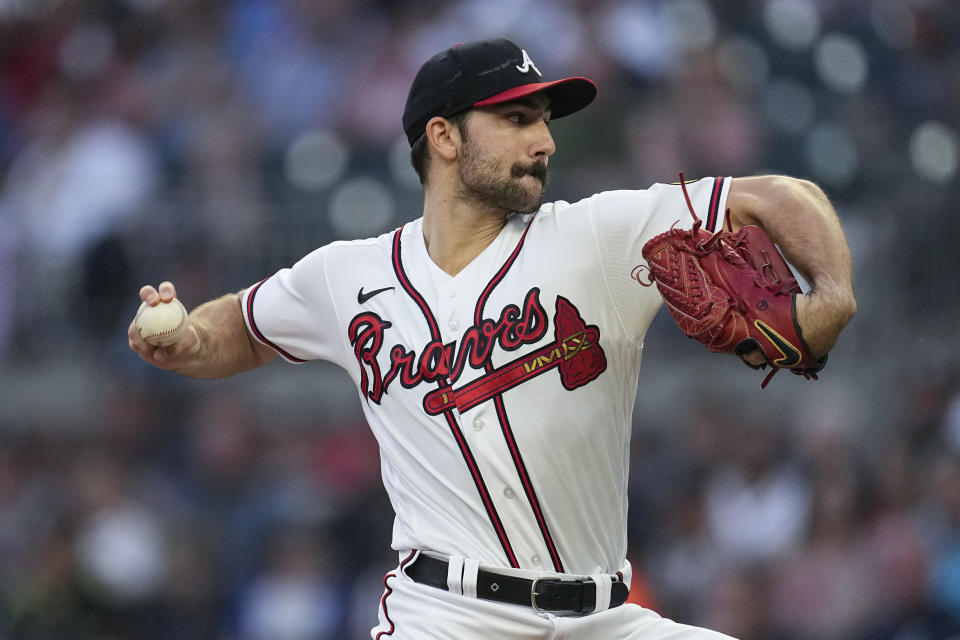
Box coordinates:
[404,553,629,613]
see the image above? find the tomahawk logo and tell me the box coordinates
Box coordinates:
[516,49,542,76]
[422,296,605,415]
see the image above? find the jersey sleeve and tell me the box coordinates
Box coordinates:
[589,176,731,344]
[241,244,345,365]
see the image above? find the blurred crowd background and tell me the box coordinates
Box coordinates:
[0,0,959,639]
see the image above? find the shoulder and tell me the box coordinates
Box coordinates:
[333,223,405,250]
[528,190,660,232]
[531,191,638,218]
[542,188,667,215]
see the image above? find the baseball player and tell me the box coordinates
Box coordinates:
[129,39,856,639]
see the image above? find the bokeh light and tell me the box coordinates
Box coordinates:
[662,0,717,53]
[285,130,350,192]
[763,0,821,51]
[814,33,869,94]
[328,177,396,239]
[909,120,959,184]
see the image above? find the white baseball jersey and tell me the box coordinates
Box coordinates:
[242,177,730,579]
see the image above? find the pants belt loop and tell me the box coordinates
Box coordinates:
[590,574,612,612]
[445,555,465,595]
[461,558,479,599]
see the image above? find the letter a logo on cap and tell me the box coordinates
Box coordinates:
[516,49,542,76]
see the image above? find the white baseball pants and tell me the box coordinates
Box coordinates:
[370,561,738,640]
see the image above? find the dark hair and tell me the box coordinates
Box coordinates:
[410,110,471,185]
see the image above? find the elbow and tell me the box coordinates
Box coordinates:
[797,288,857,360]
[828,272,858,327]
[823,286,858,331]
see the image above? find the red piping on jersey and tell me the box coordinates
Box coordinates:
[391,227,520,569]
[375,550,416,639]
[705,177,725,233]
[473,213,566,574]
[245,279,308,363]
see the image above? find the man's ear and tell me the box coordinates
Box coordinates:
[425,116,461,162]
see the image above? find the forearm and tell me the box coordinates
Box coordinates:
[727,176,857,358]
[176,292,275,379]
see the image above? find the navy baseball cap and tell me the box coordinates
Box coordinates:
[402,39,597,146]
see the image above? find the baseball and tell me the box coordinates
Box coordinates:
[135,298,188,347]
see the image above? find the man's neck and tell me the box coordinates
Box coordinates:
[421,190,511,277]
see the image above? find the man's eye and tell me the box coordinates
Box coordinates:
[507,113,523,123]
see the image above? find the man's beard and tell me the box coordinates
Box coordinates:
[457,139,549,214]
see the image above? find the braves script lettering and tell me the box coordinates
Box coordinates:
[349,288,554,403]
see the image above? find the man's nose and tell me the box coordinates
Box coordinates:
[532,121,556,159]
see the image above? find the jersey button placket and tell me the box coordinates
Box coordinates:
[436,285,458,336]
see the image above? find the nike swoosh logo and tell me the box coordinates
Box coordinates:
[754,320,802,367]
[357,286,395,304]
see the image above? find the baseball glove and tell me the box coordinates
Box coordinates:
[635,175,826,388]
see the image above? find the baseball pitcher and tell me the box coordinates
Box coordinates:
[129,39,856,639]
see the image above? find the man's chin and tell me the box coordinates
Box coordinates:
[515,178,546,211]
[514,196,544,214]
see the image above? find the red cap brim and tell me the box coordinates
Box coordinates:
[473,77,597,119]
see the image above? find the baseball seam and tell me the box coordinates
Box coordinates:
[138,301,187,345]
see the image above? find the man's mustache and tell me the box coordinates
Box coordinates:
[511,161,549,184]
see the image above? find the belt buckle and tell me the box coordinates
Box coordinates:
[531,577,594,613]
[530,576,550,611]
